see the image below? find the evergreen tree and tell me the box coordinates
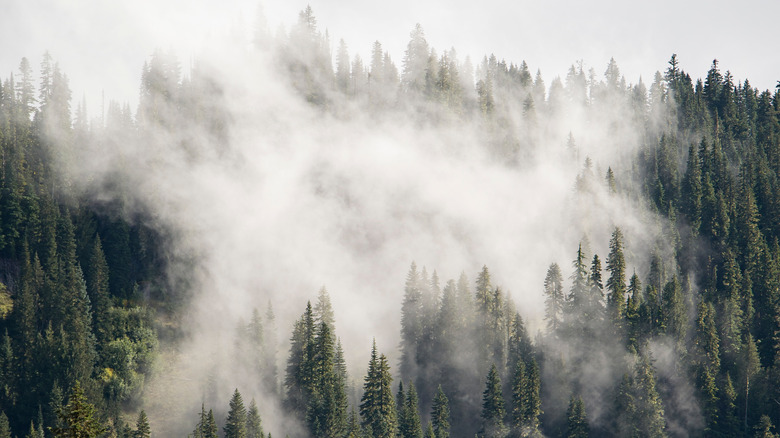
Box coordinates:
[430,385,450,438]
[134,411,150,438]
[224,389,247,438]
[360,342,397,438]
[606,228,627,327]
[0,412,9,438]
[479,364,506,438]
[510,358,526,432]
[285,302,315,416]
[400,263,423,380]
[51,381,104,438]
[522,359,542,433]
[567,244,590,328]
[755,415,779,438]
[247,399,264,438]
[399,383,423,438]
[543,263,564,334]
[565,395,589,438]
[586,255,605,323]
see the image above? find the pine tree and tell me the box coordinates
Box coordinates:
[543,263,564,334]
[755,415,779,438]
[51,381,104,438]
[205,409,218,438]
[360,341,397,438]
[479,364,506,438]
[314,287,335,330]
[346,409,363,438]
[606,228,627,328]
[567,244,590,328]
[522,359,542,432]
[565,395,589,438]
[247,399,264,438]
[85,236,111,350]
[224,389,247,438]
[400,263,423,380]
[134,411,150,438]
[586,255,605,323]
[510,358,526,432]
[0,412,9,438]
[193,404,209,438]
[285,302,316,416]
[399,383,423,438]
[430,385,450,438]
[625,273,643,350]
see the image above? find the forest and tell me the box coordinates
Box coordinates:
[1,4,780,438]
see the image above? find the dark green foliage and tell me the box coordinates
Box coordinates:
[247,399,264,438]
[755,415,779,438]
[399,383,423,438]
[224,389,247,438]
[606,228,627,328]
[479,364,506,438]
[285,302,316,417]
[193,404,218,438]
[0,412,10,438]
[51,381,104,438]
[565,395,588,438]
[360,342,397,438]
[133,411,150,438]
[430,386,450,438]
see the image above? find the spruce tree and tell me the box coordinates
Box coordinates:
[565,395,589,438]
[510,359,526,431]
[543,263,564,334]
[400,383,423,438]
[755,415,779,438]
[522,359,542,433]
[134,411,150,438]
[360,342,397,438]
[606,228,627,328]
[480,364,506,438]
[247,399,264,438]
[568,244,590,329]
[400,263,423,380]
[224,389,247,438]
[0,412,9,438]
[51,381,104,438]
[430,385,450,438]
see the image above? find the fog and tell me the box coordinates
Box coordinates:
[5,2,716,436]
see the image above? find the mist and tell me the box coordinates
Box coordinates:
[5,3,732,437]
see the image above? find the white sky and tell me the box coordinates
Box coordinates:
[1,0,778,118]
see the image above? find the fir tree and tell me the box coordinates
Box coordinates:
[430,385,450,438]
[247,399,264,438]
[224,389,247,438]
[51,381,104,438]
[480,364,506,438]
[360,341,397,438]
[606,228,627,327]
[543,263,564,334]
[565,395,589,438]
[134,411,150,438]
[0,412,10,438]
[400,383,423,438]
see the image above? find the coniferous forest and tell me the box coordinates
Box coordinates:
[2,5,780,438]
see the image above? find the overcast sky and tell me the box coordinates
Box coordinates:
[2,0,778,117]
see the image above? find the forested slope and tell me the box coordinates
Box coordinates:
[0,5,779,438]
